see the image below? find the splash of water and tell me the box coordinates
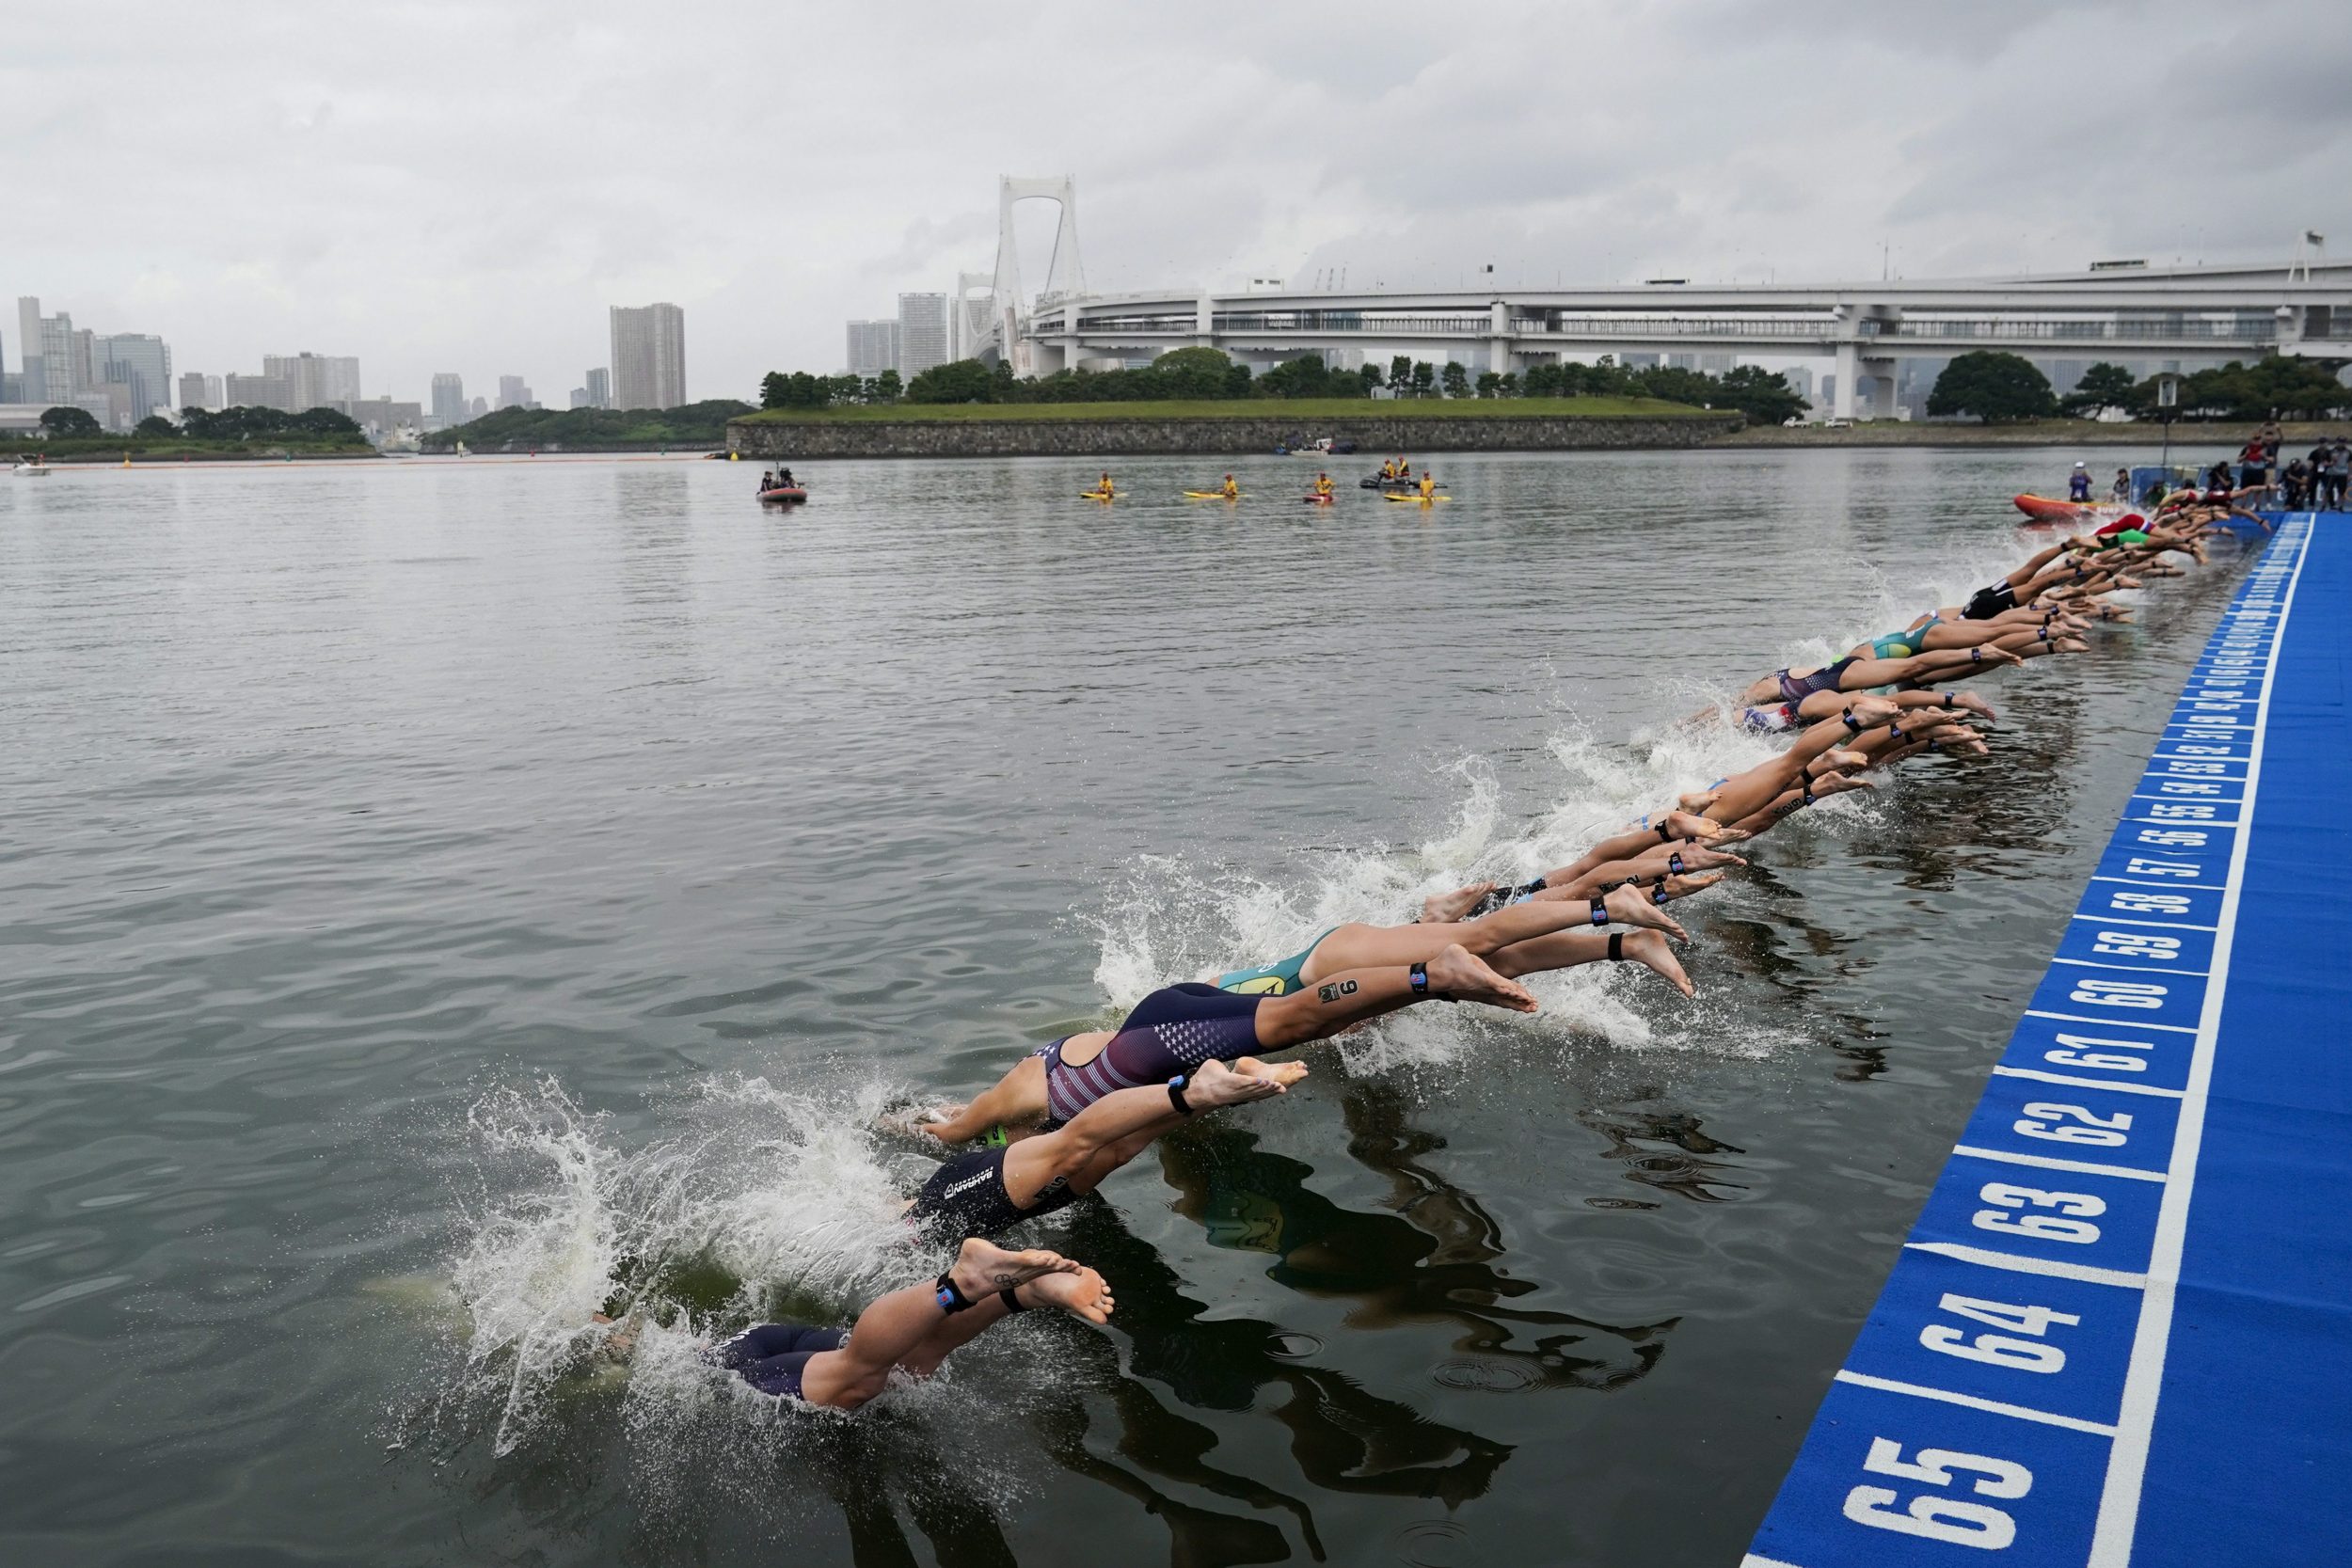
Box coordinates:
[1087,527,2048,1069]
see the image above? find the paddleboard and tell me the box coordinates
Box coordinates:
[1183,490,1243,499]
[1081,492,1119,500]
[1382,493,1451,502]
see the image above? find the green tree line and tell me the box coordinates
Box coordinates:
[752,347,1807,424]
[1926,350,2352,423]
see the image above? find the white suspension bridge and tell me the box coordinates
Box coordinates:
[954,178,2352,420]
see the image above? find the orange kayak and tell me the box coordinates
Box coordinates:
[2013,493,2091,522]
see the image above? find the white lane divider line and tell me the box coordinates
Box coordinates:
[1833,1370,2122,1437]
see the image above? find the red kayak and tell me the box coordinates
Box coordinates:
[2013,493,2090,522]
[1301,493,1334,505]
[757,486,807,506]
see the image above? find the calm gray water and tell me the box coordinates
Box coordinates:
[0,446,2249,1568]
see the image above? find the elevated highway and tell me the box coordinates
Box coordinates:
[1002,260,2352,419]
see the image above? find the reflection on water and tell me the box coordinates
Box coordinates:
[0,447,2253,1565]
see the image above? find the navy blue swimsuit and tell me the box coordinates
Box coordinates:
[713,1323,846,1400]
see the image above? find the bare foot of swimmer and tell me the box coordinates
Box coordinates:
[951,1238,1080,1300]
[1423,942,1539,1012]
[1421,881,1497,924]
[1601,882,1689,943]
[1613,928,1696,998]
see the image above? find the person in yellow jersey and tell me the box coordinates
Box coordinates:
[1220,473,1239,499]
[1089,472,1114,498]
[1313,471,1334,497]
[1418,469,1436,499]
[1379,459,1396,481]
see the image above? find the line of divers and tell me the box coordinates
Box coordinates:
[591,494,2265,1414]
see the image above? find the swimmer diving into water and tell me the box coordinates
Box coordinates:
[907,938,1669,1150]
[601,1238,1113,1409]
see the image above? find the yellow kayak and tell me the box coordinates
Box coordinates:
[1080,491,1119,500]
[1383,493,1451,502]
[1183,490,1244,499]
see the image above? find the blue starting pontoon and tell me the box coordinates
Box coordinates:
[1747,511,2351,1568]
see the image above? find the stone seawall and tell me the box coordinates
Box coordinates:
[726,413,1740,460]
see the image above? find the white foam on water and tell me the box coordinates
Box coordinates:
[437,1069,950,1460]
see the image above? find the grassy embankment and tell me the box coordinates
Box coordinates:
[1,435,376,462]
[734,396,1713,424]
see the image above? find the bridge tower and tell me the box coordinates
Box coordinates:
[950,270,995,363]
[993,176,1086,374]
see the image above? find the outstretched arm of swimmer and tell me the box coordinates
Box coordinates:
[910,1052,1063,1146]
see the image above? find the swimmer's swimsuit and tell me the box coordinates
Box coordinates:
[712,1323,847,1400]
[908,1145,1081,1241]
[1035,984,1266,1124]
[1775,657,1856,705]
[1740,704,1799,734]
[1963,579,2017,621]
[1868,618,1941,661]
[1467,877,1549,918]
[1867,632,1917,661]
[1214,929,1339,995]
[2088,529,2149,551]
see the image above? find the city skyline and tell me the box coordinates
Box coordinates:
[8,0,2343,408]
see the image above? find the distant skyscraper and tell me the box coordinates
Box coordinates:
[22,303,85,406]
[95,333,171,422]
[224,372,294,411]
[431,372,466,426]
[896,293,947,377]
[585,367,611,408]
[178,371,209,410]
[609,303,686,409]
[204,374,223,408]
[469,396,488,419]
[262,353,361,411]
[496,374,532,410]
[15,298,44,404]
[846,319,899,377]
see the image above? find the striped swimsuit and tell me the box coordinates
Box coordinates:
[1037,984,1266,1123]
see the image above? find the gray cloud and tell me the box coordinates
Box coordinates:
[8,0,2343,408]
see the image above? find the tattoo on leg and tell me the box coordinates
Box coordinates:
[1315,978,1359,1004]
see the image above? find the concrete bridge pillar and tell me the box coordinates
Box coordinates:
[1832,339,1860,420]
[1197,294,1216,348]
[1489,299,1512,375]
[1863,362,1899,420]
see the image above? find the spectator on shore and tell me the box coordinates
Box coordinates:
[2111,467,2132,502]
[2237,434,2272,501]
[2280,456,2312,509]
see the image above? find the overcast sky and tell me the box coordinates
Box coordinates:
[10,0,2344,406]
